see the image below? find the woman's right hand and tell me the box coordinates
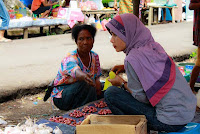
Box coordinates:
[84,73,95,87]
[75,69,95,86]
[111,65,125,74]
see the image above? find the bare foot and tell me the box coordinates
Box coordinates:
[0,37,12,43]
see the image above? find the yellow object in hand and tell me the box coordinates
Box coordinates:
[103,71,116,91]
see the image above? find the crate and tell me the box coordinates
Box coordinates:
[76,114,147,134]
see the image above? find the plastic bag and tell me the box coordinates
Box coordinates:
[79,1,98,10]
[103,71,116,91]
[96,20,103,31]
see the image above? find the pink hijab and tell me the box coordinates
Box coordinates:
[106,13,176,106]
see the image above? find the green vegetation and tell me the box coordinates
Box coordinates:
[190,49,197,59]
[46,31,57,36]
[102,0,119,4]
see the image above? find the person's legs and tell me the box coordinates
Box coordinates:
[104,86,185,132]
[53,81,97,110]
[33,6,51,18]
[190,47,200,93]
[41,10,50,18]
[0,30,5,38]
[0,0,11,42]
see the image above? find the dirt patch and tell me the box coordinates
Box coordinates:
[0,92,66,130]
[0,75,110,130]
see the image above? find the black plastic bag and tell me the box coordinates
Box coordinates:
[43,80,54,102]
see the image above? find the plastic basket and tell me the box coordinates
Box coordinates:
[177,63,200,82]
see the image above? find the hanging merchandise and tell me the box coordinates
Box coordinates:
[84,15,89,24]
[96,20,103,31]
[88,14,95,24]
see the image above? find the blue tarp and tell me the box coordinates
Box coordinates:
[19,0,33,7]
[37,99,112,134]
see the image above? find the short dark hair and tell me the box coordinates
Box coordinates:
[72,24,97,43]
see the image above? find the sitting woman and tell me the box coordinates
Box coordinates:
[31,0,58,18]
[104,13,197,133]
[51,24,102,111]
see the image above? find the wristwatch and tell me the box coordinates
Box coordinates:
[120,82,127,89]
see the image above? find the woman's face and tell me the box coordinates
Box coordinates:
[76,29,94,54]
[110,32,126,52]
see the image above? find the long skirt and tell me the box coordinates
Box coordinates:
[53,81,97,111]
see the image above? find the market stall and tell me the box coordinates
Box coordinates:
[2,0,116,39]
[147,4,177,26]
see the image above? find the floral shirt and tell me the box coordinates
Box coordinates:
[191,0,200,46]
[51,49,102,98]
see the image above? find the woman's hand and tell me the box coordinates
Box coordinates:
[108,75,124,87]
[75,69,95,86]
[84,73,95,87]
[111,65,125,74]
[95,78,102,95]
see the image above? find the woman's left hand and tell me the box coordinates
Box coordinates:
[108,75,124,86]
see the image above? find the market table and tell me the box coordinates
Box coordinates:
[81,9,118,20]
[5,18,68,39]
[147,5,177,26]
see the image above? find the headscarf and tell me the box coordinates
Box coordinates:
[105,13,176,107]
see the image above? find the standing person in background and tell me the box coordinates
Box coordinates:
[64,0,70,7]
[114,0,133,14]
[189,0,200,93]
[0,0,11,42]
[174,0,182,22]
[113,0,147,18]
[31,0,58,18]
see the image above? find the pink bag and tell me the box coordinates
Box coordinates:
[68,11,84,28]
[79,1,98,10]
[57,8,69,18]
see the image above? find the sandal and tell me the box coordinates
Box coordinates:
[0,38,12,43]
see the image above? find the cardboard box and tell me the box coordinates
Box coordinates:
[76,114,147,134]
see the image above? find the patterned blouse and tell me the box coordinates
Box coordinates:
[191,0,200,46]
[51,49,102,98]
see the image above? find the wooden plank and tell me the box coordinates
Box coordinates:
[148,7,153,26]
[23,28,28,39]
[171,7,175,23]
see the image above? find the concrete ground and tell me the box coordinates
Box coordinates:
[0,21,196,102]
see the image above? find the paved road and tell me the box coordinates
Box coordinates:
[0,21,196,102]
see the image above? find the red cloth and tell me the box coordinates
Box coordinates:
[31,0,45,11]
